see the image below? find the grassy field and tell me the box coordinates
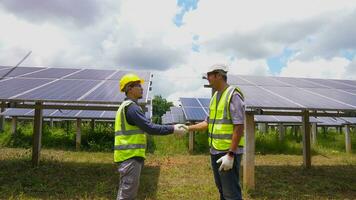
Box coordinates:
[1,123,356,199]
[1,146,355,200]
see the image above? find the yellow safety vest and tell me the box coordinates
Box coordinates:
[114,100,147,163]
[208,86,245,151]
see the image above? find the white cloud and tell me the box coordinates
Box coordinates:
[280,57,350,79]
[0,0,356,101]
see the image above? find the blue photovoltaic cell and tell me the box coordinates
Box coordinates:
[238,75,290,87]
[238,85,304,109]
[23,68,81,79]
[306,78,356,89]
[0,108,118,120]
[162,114,172,124]
[203,107,209,113]
[198,98,210,107]
[1,108,32,116]
[331,80,356,89]
[81,80,149,103]
[76,110,105,118]
[254,115,319,123]
[102,111,116,119]
[110,70,151,81]
[227,75,253,85]
[16,79,101,101]
[170,107,183,115]
[180,98,201,107]
[316,117,345,126]
[273,77,328,88]
[262,86,355,110]
[335,80,356,87]
[26,109,57,116]
[303,88,356,108]
[183,107,207,121]
[64,69,116,80]
[341,117,356,124]
[50,110,81,118]
[81,80,123,102]
[0,67,45,78]
[0,78,53,99]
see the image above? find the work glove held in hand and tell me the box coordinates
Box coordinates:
[173,124,188,136]
[216,154,234,171]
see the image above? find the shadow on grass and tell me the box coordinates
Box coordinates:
[0,158,160,200]
[247,165,356,199]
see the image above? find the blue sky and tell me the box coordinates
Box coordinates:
[0,0,355,100]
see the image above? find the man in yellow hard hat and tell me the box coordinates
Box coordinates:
[186,64,245,200]
[115,73,187,200]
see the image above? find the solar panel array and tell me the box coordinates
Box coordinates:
[161,107,185,124]
[226,75,356,111]
[0,66,151,104]
[1,103,153,121]
[180,97,356,125]
[1,107,116,120]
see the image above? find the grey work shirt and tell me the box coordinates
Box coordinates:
[205,90,245,155]
[125,98,174,135]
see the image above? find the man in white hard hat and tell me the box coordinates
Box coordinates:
[187,64,245,200]
[115,73,187,200]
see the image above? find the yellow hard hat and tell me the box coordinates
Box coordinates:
[119,73,144,92]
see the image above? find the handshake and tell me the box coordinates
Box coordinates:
[173,124,189,136]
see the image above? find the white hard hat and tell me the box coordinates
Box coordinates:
[207,63,228,74]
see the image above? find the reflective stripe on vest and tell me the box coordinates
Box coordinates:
[114,100,147,163]
[208,86,245,151]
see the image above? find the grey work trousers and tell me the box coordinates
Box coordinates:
[117,158,144,200]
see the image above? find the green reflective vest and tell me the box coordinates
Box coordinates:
[114,100,147,163]
[208,86,245,151]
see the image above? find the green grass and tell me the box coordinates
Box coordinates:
[1,121,356,199]
[0,148,355,200]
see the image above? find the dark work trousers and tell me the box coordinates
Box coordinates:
[211,153,243,200]
[117,158,144,200]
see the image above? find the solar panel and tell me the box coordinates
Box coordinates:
[238,85,304,109]
[335,80,356,87]
[341,117,356,124]
[0,67,46,77]
[109,70,151,81]
[50,109,81,118]
[170,107,183,115]
[180,98,201,107]
[227,75,253,85]
[197,98,210,107]
[303,88,356,108]
[238,75,290,87]
[1,108,116,120]
[272,77,328,88]
[23,68,81,79]
[316,117,345,126]
[1,108,33,116]
[263,86,356,110]
[16,79,101,101]
[254,115,319,123]
[183,107,207,121]
[64,69,116,80]
[306,78,356,89]
[75,110,104,118]
[0,78,53,98]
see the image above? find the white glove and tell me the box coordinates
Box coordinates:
[173,124,188,136]
[216,154,234,171]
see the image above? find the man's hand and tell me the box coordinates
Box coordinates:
[216,153,234,171]
[173,124,188,136]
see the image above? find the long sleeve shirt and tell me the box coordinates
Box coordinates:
[125,99,174,135]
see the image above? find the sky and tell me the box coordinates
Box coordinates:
[1,0,356,102]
